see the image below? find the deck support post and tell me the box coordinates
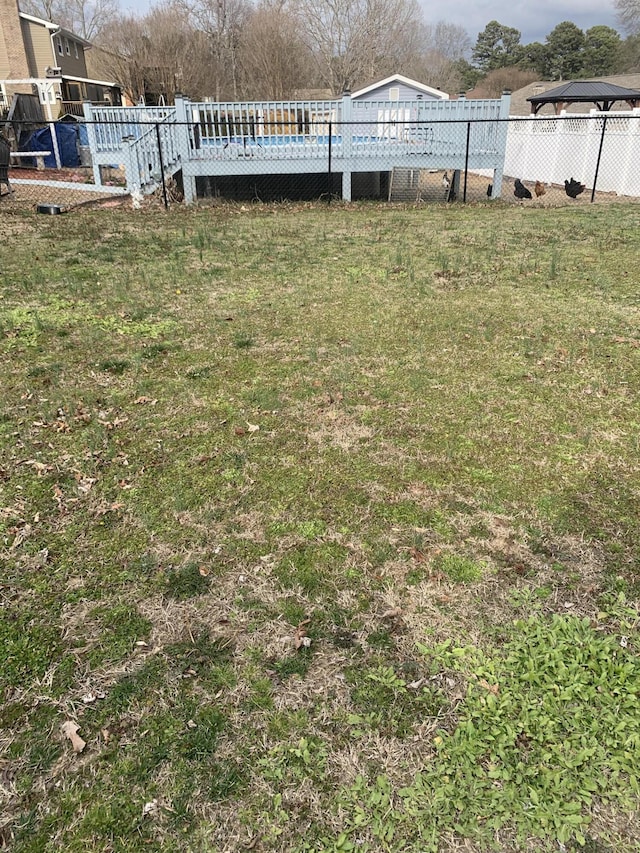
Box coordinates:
[490,90,511,200]
[175,94,197,204]
[83,101,103,187]
[342,171,352,201]
[123,140,140,197]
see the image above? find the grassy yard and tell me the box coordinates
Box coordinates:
[1,199,639,852]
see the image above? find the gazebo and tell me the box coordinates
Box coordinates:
[527,81,640,114]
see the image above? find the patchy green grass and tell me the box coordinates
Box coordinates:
[1,201,639,852]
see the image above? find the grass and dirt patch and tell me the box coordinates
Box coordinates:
[1,200,639,851]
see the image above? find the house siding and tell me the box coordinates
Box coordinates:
[21,18,53,76]
[53,32,89,77]
[354,82,444,102]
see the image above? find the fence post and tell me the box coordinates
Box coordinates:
[463,121,471,202]
[341,90,352,201]
[550,112,565,189]
[590,114,608,203]
[623,110,640,197]
[175,93,196,204]
[327,119,332,204]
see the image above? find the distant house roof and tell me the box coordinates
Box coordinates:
[19,11,92,47]
[19,11,58,30]
[351,74,448,100]
[527,80,640,114]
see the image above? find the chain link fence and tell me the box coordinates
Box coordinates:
[1,114,639,212]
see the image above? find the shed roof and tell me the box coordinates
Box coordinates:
[527,80,640,113]
[351,74,448,100]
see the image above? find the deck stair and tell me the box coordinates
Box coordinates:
[126,115,181,195]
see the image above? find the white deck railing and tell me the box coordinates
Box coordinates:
[83,92,511,201]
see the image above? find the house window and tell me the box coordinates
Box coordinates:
[57,39,63,55]
[74,42,79,59]
[389,87,400,101]
[65,38,70,55]
[0,84,7,107]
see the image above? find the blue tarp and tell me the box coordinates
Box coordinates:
[21,123,80,168]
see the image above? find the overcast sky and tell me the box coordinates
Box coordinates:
[418,0,620,45]
[120,0,621,48]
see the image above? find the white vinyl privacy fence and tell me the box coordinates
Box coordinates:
[504,112,640,197]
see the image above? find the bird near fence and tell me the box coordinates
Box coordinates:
[514,179,532,200]
[564,178,585,199]
[534,181,546,198]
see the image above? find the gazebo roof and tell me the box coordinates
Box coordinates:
[527,81,640,114]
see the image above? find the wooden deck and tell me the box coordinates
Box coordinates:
[83,93,511,203]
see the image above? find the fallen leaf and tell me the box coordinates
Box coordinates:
[134,396,158,405]
[23,460,52,474]
[94,502,125,517]
[76,475,97,494]
[478,679,500,695]
[142,800,158,817]
[381,607,402,620]
[198,565,210,577]
[61,720,86,753]
[409,548,426,562]
[97,416,128,430]
[10,524,32,550]
[246,422,260,433]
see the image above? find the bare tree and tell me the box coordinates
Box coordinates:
[238,1,314,98]
[416,21,471,93]
[180,0,252,100]
[95,4,215,103]
[20,0,119,40]
[615,0,640,35]
[294,0,428,94]
[473,66,537,97]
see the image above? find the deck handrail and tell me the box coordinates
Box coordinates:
[83,91,512,202]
